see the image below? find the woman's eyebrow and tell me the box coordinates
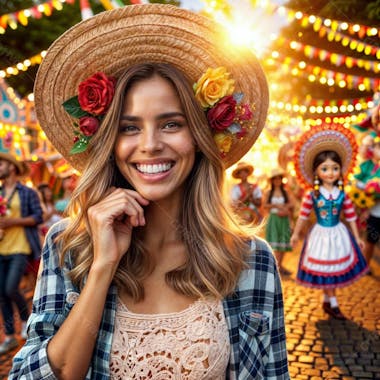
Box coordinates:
[120,112,185,122]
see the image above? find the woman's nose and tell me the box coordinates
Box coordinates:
[139,128,163,153]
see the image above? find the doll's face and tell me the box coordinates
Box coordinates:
[315,158,341,187]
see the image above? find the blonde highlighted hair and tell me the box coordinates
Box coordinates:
[59,63,253,301]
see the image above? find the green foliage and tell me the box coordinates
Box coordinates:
[62,96,89,118]
[367,0,380,20]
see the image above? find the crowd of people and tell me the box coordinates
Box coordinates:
[0,3,379,379]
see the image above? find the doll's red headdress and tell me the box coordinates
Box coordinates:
[294,124,358,188]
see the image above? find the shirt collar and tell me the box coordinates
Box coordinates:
[320,186,340,199]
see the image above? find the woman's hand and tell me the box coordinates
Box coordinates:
[87,188,149,273]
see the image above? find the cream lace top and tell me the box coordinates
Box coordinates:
[109,298,230,379]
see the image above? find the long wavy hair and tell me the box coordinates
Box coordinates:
[58,62,251,301]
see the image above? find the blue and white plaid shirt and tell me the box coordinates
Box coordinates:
[9,221,289,379]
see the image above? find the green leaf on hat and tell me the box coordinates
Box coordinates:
[69,136,91,155]
[63,96,89,118]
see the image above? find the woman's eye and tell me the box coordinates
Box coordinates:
[120,125,139,133]
[163,121,181,130]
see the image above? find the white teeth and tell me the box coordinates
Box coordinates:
[136,163,172,174]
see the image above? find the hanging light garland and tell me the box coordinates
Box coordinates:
[0,52,46,78]
[0,0,73,34]
[286,9,380,40]
[277,37,380,74]
[270,97,374,116]
[266,52,380,91]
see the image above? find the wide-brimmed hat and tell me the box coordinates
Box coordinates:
[294,125,358,188]
[34,4,268,171]
[232,162,254,178]
[0,152,26,176]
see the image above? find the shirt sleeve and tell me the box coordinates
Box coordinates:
[299,192,313,220]
[230,185,242,202]
[263,245,290,379]
[252,185,262,199]
[231,239,289,379]
[27,187,44,225]
[343,193,357,222]
[8,223,68,380]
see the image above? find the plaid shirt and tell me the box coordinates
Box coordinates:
[9,221,289,379]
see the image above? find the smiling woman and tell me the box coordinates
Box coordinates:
[9,4,289,380]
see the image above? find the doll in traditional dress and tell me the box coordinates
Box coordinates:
[290,125,368,320]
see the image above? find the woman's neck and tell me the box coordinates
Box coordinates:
[143,199,181,244]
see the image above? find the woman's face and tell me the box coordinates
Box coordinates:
[43,187,53,201]
[114,75,196,202]
[272,175,283,186]
[315,158,341,186]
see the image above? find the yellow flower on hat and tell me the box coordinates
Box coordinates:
[214,132,233,154]
[194,67,235,108]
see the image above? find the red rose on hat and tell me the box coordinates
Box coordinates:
[78,72,116,116]
[79,116,100,136]
[207,95,237,131]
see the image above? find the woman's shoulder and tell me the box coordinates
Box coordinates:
[234,237,278,297]
[46,217,70,236]
[41,218,74,269]
[244,237,277,274]
[43,218,70,250]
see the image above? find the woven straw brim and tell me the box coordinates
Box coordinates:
[294,127,358,187]
[34,4,268,172]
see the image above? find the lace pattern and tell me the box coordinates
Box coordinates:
[109,298,230,379]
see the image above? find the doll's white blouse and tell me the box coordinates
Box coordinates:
[109,298,230,379]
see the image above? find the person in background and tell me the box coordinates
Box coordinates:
[354,136,380,273]
[37,183,62,236]
[290,125,368,320]
[54,174,78,216]
[9,5,289,379]
[230,162,263,224]
[263,168,293,276]
[0,153,43,354]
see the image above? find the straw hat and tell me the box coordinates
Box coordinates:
[0,152,26,176]
[294,125,358,188]
[268,167,285,179]
[34,4,268,171]
[232,162,254,178]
